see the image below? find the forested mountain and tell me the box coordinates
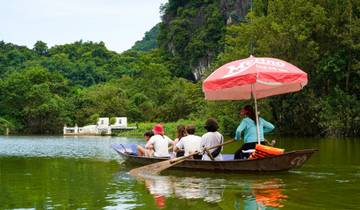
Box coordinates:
[215,0,360,136]
[131,24,160,51]
[158,0,252,80]
[0,0,359,137]
[157,0,360,136]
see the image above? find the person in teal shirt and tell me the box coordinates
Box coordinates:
[234,105,275,159]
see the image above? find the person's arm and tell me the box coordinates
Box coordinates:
[200,135,206,148]
[262,118,275,133]
[235,120,247,141]
[220,134,224,151]
[174,140,184,152]
[166,136,174,145]
[172,138,178,152]
[145,137,154,149]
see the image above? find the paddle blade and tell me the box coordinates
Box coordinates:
[129,158,186,176]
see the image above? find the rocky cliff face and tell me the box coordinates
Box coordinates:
[221,0,252,24]
[159,0,251,80]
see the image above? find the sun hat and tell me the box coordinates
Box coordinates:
[152,124,164,135]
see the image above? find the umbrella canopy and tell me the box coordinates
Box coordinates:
[202,55,308,144]
[203,55,308,100]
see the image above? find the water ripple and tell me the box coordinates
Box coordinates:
[0,136,141,160]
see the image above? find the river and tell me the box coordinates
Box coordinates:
[0,136,359,209]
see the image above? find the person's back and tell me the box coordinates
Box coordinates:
[177,134,201,156]
[148,134,172,157]
[200,132,223,152]
[235,117,274,144]
[145,124,173,158]
[200,118,224,161]
[175,125,202,159]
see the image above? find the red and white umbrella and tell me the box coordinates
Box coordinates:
[202,55,308,144]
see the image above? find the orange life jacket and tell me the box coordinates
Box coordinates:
[249,144,284,159]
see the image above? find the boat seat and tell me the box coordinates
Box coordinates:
[222,154,234,160]
[112,144,138,156]
[128,144,138,156]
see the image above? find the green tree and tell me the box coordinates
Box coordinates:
[75,82,128,126]
[33,41,48,56]
[214,0,360,136]
[131,24,160,51]
[0,117,13,134]
[0,66,71,133]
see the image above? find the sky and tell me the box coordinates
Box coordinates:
[0,0,168,53]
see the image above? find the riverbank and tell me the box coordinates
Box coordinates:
[115,119,207,139]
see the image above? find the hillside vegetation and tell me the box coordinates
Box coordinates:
[0,0,359,137]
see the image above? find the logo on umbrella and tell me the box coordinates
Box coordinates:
[223,58,287,78]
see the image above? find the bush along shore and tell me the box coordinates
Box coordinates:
[114,119,208,139]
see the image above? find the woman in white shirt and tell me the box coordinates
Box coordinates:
[175,125,202,159]
[173,124,187,157]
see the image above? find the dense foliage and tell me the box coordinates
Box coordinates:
[158,0,227,80]
[156,0,360,137]
[214,0,360,136]
[0,41,205,134]
[131,24,160,51]
[0,0,359,137]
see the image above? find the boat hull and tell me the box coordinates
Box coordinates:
[112,145,316,172]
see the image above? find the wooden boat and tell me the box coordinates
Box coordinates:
[112,144,317,172]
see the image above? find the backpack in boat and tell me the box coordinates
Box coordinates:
[211,135,224,158]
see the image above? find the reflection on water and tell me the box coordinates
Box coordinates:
[145,177,168,209]
[128,172,288,209]
[251,179,288,208]
[142,174,225,205]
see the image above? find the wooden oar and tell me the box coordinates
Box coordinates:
[129,140,235,176]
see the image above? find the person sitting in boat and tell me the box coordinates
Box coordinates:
[174,125,202,159]
[173,124,187,157]
[200,118,224,161]
[137,131,154,157]
[145,124,174,158]
[234,105,275,159]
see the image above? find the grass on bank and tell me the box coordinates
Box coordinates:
[114,119,207,139]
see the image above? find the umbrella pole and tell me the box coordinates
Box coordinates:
[252,84,261,145]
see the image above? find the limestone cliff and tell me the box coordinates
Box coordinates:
[158,0,251,80]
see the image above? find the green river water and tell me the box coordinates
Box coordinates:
[0,136,359,209]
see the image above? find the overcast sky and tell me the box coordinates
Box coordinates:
[0,0,167,53]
